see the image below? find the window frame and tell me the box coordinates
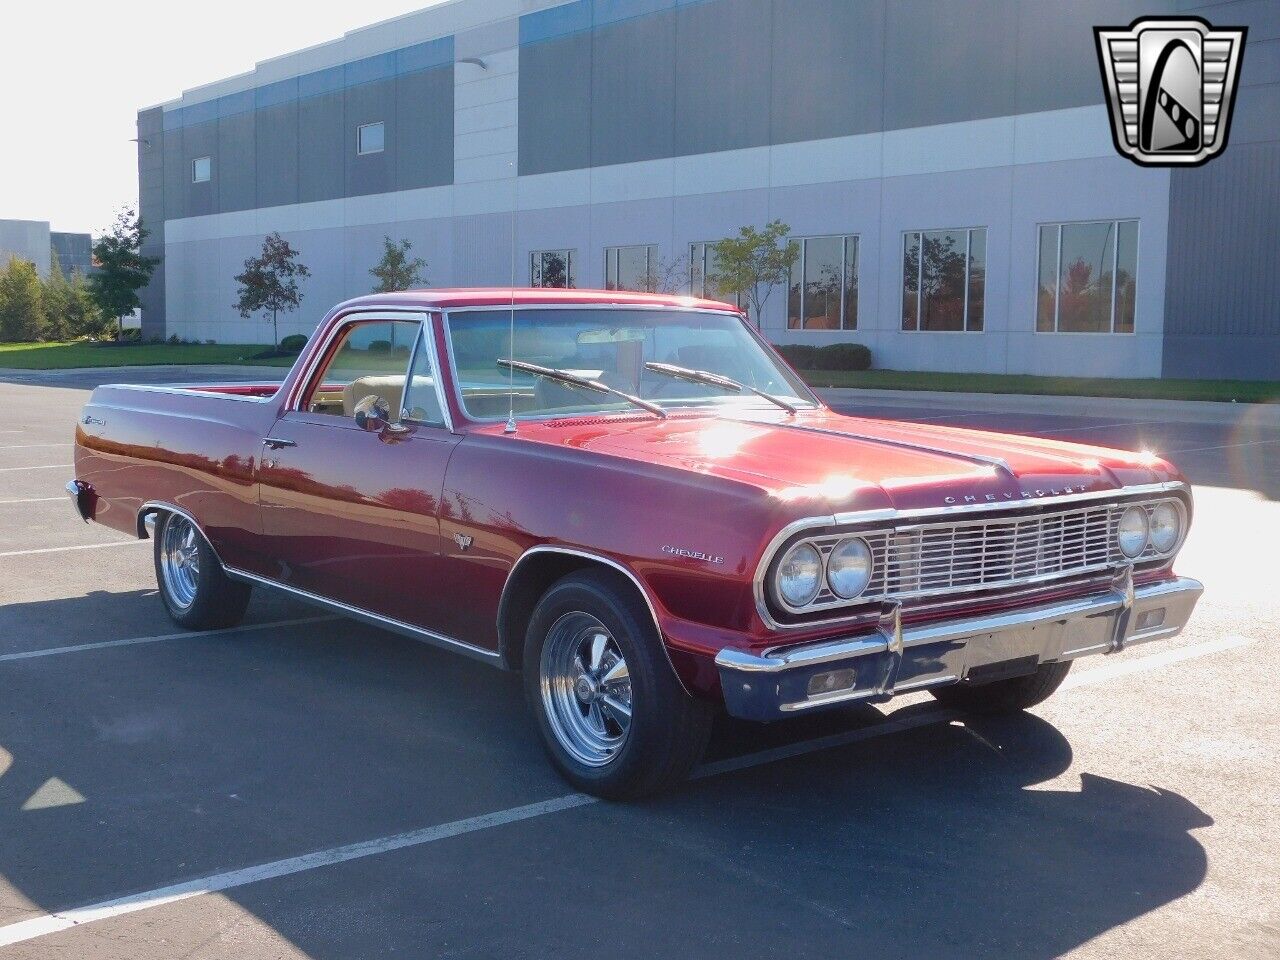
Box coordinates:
[530,249,576,288]
[191,156,211,183]
[787,233,860,332]
[604,244,659,292]
[291,311,452,432]
[900,226,987,334]
[357,121,385,156]
[1035,218,1140,335]
[689,242,747,310]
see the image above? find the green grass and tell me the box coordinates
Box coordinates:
[0,340,294,370]
[797,368,1280,404]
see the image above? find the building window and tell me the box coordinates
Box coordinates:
[787,235,858,330]
[1037,220,1137,333]
[531,249,575,288]
[191,157,211,183]
[689,242,745,309]
[902,228,985,332]
[605,245,659,292]
[357,122,385,155]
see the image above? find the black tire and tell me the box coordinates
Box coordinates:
[929,660,1072,715]
[152,511,252,630]
[523,569,713,800]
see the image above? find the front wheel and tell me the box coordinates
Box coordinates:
[153,511,251,630]
[929,660,1072,715]
[524,570,712,800]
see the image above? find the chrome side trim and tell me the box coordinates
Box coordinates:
[101,384,276,403]
[752,480,1192,631]
[500,545,690,694]
[223,565,503,667]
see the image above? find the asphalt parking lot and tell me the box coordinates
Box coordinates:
[0,368,1277,959]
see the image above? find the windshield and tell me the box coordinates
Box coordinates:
[445,308,814,421]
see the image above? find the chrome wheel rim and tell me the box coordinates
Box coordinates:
[160,515,201,610]
[540,612,632,767]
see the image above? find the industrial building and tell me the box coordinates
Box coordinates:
[137,0,1278,379]
[0,220,92,280]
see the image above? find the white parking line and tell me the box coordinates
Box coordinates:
[0,463,72,472]
[0,443,69,450]
[0,616,336,663]
[0,541,146,558]
[0,496,65,504]
[0,631,1253,948]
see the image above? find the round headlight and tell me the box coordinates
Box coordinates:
[1149,501,1182,553]
[775,542,822,608]
[1117,505,1150,559]
[827,537,873,599]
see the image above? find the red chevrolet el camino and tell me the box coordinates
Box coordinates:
[69,289,1203,797]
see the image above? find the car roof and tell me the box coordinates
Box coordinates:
[334,287,742,312]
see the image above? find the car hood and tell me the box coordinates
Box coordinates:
[500,407,1179,515]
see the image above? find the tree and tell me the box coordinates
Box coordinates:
[635,254,689,295]
[234,232,311,348]
[88,207,160,341]
[369,237,427,293]
[708,220,799,330]
[42,252,72,340]
[65,270,106,338]
[0,257,47,342]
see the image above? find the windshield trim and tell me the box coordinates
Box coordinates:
[439,303,821,426]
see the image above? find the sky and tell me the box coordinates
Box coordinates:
[0,1,443,236]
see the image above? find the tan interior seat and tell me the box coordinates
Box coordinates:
[341,375,407,418]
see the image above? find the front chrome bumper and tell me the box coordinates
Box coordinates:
[715,572,1204,721]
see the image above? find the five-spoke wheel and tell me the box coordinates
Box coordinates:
[540,612,633,767]
[524,569,712,799]
[159,514,202,610]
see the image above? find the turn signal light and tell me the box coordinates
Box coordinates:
[807,668,857,697]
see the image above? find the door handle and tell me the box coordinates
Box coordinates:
[262,438,297,449]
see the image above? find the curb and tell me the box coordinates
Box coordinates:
[814,387,1280,427]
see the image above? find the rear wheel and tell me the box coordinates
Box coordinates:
[929,660,1072,715]
[524,570,712,799]
[153,512,251,630]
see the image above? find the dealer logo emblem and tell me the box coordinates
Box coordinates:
[1095,17,1246,167]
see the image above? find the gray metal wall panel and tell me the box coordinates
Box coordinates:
[590,10,675,166]
[518,32,593,175]
[1014,0,1170,113]
[395,67,455,191]
[138,107,166,338]
[298,92,345,204]
[345,78,395,198]
[770,0,884,143]
[161,129,188,223]
[184,123,218,219]
[216,113,257,212]
[675,0,772,155]
[884,0,1016,129]
[1162,0,1280,378]
[1162,140,1280,378]
[255,101,300,209]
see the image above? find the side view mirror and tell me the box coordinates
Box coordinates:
[354,394,392,431]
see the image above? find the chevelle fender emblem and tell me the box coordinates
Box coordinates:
[453,533,473,551]
[662,545,724,564]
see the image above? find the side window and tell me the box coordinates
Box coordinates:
[401,326,447,427]
[304,319,419,419]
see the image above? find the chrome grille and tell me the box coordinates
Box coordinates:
[795,499,1179,612]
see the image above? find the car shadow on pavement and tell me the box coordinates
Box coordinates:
[0,586,1212,958]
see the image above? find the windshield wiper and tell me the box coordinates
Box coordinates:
[643,361,800,415]
[497,359,667,419]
